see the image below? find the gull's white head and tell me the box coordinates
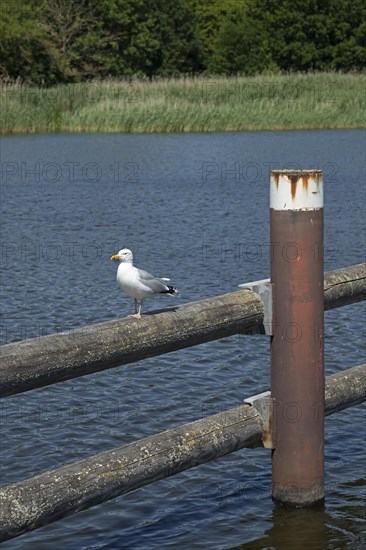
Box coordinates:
[111,248,133,263]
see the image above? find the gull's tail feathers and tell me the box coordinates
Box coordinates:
[161,286,179,296]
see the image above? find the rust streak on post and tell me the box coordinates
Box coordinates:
[270,169,324,506]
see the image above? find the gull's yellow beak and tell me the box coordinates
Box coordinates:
[111,254,119,261]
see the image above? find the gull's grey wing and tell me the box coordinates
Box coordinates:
[136,268,169,293]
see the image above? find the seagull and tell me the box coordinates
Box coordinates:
[111,248,179,318]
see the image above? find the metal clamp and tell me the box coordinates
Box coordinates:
[238,278,273,335]
[244,390,275,449]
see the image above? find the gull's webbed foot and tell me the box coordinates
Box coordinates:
[129,313,142,319]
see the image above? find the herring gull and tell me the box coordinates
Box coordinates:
[111,248,178,318]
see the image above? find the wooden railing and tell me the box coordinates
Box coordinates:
[1,264,364,398]
[0,263,365,542]
[1,168,365,542]
[0,364,364,542]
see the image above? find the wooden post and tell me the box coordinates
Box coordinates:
[270,170,324,505]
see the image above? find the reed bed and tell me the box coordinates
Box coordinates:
[1,72,365,135]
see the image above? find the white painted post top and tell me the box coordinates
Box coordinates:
[270,170,323,211]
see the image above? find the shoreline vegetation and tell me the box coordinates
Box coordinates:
[1,72,365,136]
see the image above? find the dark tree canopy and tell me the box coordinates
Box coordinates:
[0,0,364,84]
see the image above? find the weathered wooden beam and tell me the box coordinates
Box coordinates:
[0,364,364,542]
[0,405,263,542]
[0,264,365,398]
[324,263,366,310]
[324,363,366,415]
[0,291,264,398]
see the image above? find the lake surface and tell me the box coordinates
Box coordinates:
[0,129,365,549]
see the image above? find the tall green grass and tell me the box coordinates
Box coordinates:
[1,72,365,135]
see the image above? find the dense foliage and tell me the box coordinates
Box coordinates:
[1,0,365,84]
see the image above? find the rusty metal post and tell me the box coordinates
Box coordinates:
[270,170,324,505]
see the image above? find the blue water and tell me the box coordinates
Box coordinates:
[0,129,365,549]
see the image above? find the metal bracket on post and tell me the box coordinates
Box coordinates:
[238,279,273,335]
[244,390,275,449]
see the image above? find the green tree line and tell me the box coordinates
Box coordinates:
[0,0,365,85]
